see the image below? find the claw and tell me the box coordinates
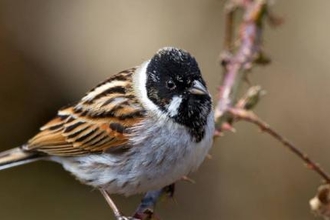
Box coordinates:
[181,176,196,184]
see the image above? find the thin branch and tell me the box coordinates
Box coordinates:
[229,108,330,183]
[214,2,330,219]
[215,0,267,131]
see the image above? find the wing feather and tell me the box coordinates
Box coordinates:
[27,68,145,156]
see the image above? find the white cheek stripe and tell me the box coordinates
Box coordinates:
[166,96,182,117]
[132,61,164,118]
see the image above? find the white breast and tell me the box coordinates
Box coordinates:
[54,113,214,196]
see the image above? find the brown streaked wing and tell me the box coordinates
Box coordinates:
[27,68,146,156]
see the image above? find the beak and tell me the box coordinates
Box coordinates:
[189,80,208,95]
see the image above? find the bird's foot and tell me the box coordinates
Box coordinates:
[133,208,159,220]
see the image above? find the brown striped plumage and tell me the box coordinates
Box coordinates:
[26,68,146,156]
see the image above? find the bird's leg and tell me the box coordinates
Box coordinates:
[99,189,136,220]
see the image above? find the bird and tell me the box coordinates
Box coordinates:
[0,47,214,219]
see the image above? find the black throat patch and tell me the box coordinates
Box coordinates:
[172,95,212,142]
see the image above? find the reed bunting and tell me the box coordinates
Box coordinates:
[0,47,214,219]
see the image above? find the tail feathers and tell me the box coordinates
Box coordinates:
[0,147,42,171]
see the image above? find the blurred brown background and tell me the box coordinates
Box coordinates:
[0,0,329,219]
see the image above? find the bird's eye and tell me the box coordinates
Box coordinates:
[166,79,176,90]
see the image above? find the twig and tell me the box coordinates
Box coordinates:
[229,108,330,183]
[215,2,330,219]
[215,0,267,130]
